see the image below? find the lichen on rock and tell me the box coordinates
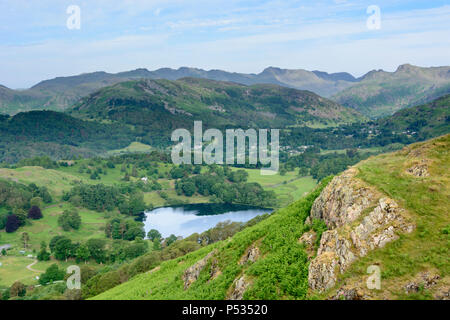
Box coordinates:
[307,168,415,293]
[227,276,251,300]
[182,250,216,289]
[239,244,260,265]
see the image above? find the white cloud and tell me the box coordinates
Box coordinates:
[0,1,449,88]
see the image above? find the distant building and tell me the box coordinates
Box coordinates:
[141,177,149,183]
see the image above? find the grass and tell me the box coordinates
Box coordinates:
[0,167,83,196]
[92,179,331,300]
[0,255,99,287]
[331,134,450,299]
[0,161,316,288]
[0,202,117,287]
[319,147,382,155]
[0,256,38,287]
[106,142,153,156]
[0,203,109,253]
[234,168,317,207]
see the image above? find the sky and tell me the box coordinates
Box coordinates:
[0,0,449,89]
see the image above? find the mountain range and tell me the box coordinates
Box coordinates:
[2,64,449,118]
[333,64,450,118]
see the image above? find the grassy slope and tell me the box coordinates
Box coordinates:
[94,135,449,300]
[323,134,450,299]
[92,179,330,300]
[0,203,107,254]
[0,201,106,287]
[233,168,317,207]
[106,142,153,156]
[333,65,450,118]
[70,78,363,130]
[377,94,450,138]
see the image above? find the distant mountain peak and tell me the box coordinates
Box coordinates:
[396,63,418,73]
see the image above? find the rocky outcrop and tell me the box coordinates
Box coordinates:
[298,230,317,259]
[239,244,260,265]
[310,168,376,228]
[298,230,316,247]
[350,198,414,257]
[308,168,415,293]
[406,160,430,177]
[182,250,216,289]
[404,272,441,294]
[227,276,251,300]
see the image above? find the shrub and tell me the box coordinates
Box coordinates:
[39,264,65,285]
[5,214,20,233]
[28,206,43,220]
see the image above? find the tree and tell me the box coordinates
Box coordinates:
[152,238,161,251]
[58,209,81,231]
[28,206,43,220]
[128,192,146,216]
[5,214,20,233]
[21,232,30,249]
[39,264,65,285]
[147,229,162,242]
[49,235,67,253]
[86,239,106,264]
[54,238,73,261]
[37,241,50,261]
[14,209,27,226]
[9,281,26,297]
[76,244,90,264]
[30,197,43,208]
[131,166,138,177]
[165,234,178,247]
[182,181,196,197]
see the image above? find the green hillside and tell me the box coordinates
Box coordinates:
[68,78,363,143]
[333,64,450,118]
[92,180,329,300]
[0,111,134,163]
[0,67,358,114]
[93,134,449,300]
[377,94,450,139]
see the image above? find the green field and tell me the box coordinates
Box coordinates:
[0,255,99,287]
[107,142,153,156]
[0,167,83,196]
[0,203,108,253]
[233,168,317,207]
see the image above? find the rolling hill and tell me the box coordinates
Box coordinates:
[0,67,358,114]
[68,78,364,145]
[2,64,449,118]
[92,134,450,300]
[377,93,450,139]
[0,90,448,164]
[0,111,134,163]
[333,64,450,118]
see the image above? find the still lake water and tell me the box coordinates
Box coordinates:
[143,203,273,238]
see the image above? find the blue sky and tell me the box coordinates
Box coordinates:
[1,0,449,88]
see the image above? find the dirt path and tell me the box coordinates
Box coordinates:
[26,259,43,273]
